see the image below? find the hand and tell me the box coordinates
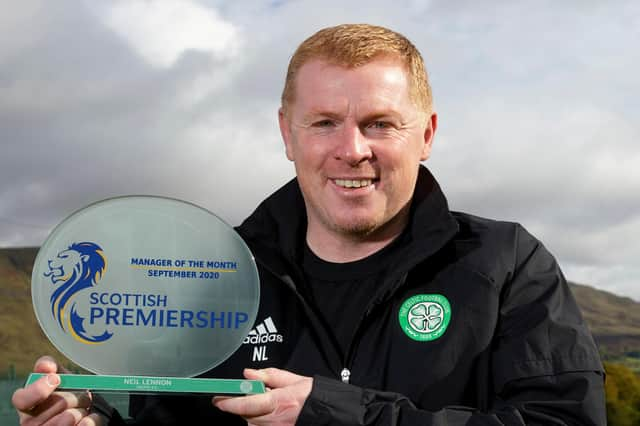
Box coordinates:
[11,356,105,426]
[214,368,313,426]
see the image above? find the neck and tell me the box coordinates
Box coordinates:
[306,207,410,263]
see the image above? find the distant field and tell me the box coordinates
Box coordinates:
[603,355,640,373]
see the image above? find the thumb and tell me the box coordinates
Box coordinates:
[243,368,306,388]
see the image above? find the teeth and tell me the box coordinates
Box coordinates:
[334,179,372,188]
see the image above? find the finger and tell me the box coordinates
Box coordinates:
[34,355,73,375]
[243,401,300,424]
[78,412,107,426]
[212,396,232,404]
[12,373,60,412]
[244,368,306,388]
[33,356,59,374]
[214,392,276,418]
[245,413,288,426]
[44,407,89,425]
[241,396,303,425]
[24,391,92,424]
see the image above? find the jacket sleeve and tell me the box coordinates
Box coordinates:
[296,225,606,425]
[297,371,605,425]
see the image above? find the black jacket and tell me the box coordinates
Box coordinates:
[123,167,606,425]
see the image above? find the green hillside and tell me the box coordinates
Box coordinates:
[0,247,638,376]
[0,247,80,377]
[571,282,640,365]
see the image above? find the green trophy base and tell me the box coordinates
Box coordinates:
[26,373,265,395]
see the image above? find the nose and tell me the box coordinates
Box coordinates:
[334,124,373,166]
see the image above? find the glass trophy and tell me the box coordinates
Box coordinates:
[26,196,264,395]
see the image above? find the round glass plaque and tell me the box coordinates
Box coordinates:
[31,196,260,378]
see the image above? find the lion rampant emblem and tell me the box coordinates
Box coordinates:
[45,242,112,344]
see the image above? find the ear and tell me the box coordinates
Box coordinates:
[279,108,295,161]
[81,254,90,263]
[420,113,438,161]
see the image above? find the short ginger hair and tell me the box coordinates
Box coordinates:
[281,24,433,116]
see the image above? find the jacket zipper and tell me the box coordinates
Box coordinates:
[340,272,409,384]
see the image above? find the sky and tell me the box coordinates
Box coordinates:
[1,0,638,300]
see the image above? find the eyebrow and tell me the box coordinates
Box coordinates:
[301,109,404,124]
[360,111,403,122]
[299,110,343,124]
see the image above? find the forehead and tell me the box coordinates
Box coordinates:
[291,58,415,116]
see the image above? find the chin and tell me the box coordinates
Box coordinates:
[332,217,382,238]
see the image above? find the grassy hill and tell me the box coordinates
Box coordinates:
[0,247,638,377]
[571,283,640,360]
[0,247,79,377]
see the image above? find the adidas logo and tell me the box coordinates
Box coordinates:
[243,316,283,345]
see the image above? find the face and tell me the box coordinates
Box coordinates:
[46,249,85,283]
[280,58,437,241]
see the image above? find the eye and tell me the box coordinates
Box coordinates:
[368,121,391,129]
[313,119,335,128]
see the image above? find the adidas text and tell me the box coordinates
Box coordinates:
[244,334,283,344]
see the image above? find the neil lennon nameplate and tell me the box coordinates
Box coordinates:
[26,196,263,395]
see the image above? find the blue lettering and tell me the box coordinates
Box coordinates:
[132,258,172,266]
[180,310,194,328]
[145,294,155,307]
[211,311,225,328]
[195,311,208,328]
[110,293,122,305]
[105,308,120,325]
[82,307,250,331]
[122,308,134,326]
[235,312,248,328]
[205,261,238,269]
[89,307,104,323]
[166,310,178,327]
[137,309,156,326]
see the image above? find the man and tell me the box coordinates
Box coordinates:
[13,24,606,425]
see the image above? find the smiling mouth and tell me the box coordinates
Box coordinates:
[333,179,374,188]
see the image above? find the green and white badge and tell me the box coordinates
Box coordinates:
[398,294,451,342]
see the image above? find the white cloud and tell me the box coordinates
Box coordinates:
[92,0,240,68]
[0,0,48,64]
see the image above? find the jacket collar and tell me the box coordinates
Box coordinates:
[236,165,459,278]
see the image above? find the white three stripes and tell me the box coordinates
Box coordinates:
[248,317,277,336]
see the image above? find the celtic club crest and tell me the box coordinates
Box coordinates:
[398,294,451,341]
